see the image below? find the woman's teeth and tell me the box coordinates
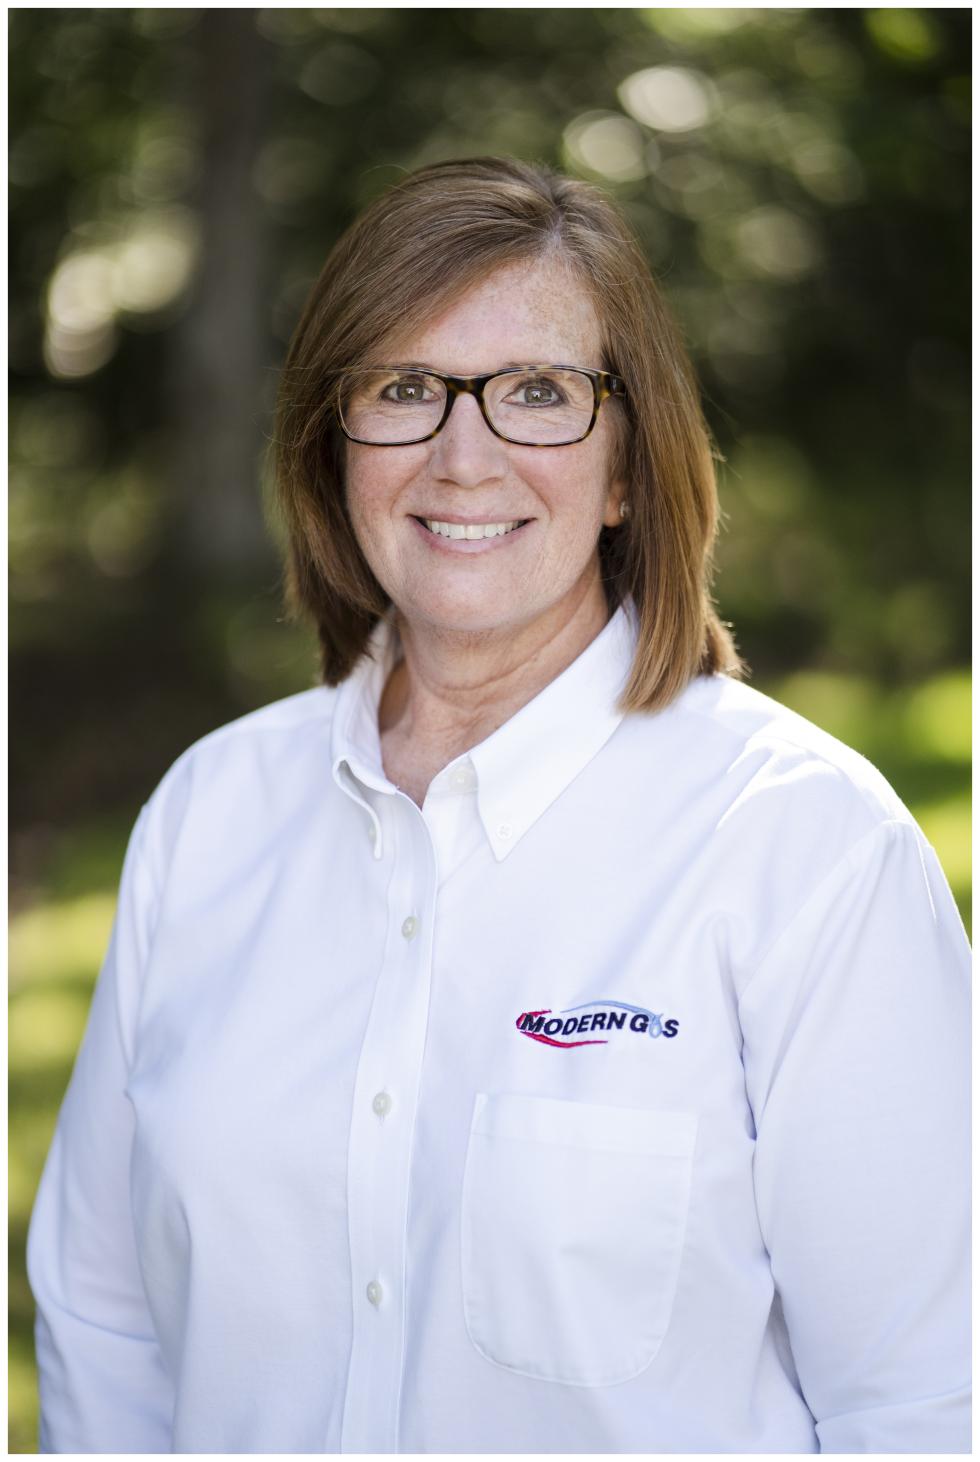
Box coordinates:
[422,519,523,539]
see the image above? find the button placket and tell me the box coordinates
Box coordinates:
[340,799,438,1453]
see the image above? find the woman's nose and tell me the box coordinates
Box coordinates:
[428,390,508,486]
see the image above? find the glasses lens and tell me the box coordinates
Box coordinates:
[485,368,595,445]
[340,370,446,443]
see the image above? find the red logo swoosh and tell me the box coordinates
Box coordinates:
[515,1008,608,1048]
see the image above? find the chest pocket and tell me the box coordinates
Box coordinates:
[460,1092,697,1386]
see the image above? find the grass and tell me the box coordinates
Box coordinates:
[7,668,970,1451]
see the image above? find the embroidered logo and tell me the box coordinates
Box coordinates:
[515,1000,679,1049]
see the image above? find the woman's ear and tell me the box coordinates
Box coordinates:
[602,476,628,529]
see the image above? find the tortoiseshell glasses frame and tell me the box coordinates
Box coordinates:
[336,364,627,447]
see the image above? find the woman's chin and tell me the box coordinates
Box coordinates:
[393,571,601,644]
[401,599,526,639]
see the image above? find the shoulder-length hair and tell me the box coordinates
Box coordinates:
[274,155,742,712]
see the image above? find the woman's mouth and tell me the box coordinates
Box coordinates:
[410,516,533,552]
[418,517,529,539]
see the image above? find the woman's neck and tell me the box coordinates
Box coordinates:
[378,579,611,795]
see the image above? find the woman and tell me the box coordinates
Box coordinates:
[29,157,969,1454]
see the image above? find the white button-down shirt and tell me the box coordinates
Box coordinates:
[28,604,970,1454]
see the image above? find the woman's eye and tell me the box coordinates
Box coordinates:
[510,378,563,407]
[383,377,429,404]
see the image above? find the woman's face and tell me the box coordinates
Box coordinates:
[343,257,626,641]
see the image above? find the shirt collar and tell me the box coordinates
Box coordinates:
[331,608,402,797]
[331,602,637,861]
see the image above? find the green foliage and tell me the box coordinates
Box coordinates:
[9,8,970,694]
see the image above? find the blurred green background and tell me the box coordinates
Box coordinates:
[8,8,970,1450]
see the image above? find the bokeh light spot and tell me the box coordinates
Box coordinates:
[642,9,748,41]
[792,139,865,204]
[44,211,199,378]
[899,670,971,763]
[563,112,647,182]
[47,252,115,333]
[865,8,943,65]
[111,210,199,314]
[735,206,820,279]
[619,66,714,133]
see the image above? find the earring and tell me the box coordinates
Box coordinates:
[619,501,630,521]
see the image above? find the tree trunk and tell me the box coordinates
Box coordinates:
[171,10,274,576]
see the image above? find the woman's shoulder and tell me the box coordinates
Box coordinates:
[648,674,940,978]
[135,685,343,867]
[647,670,912,839]
[163,683,339,779]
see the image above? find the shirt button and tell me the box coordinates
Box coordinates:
[451,765,474,789]
[401,915,418,940]
[366,1280,383,1307]
[372,1091,392,1117]
[497,822,512,840]
[367,823,377,843]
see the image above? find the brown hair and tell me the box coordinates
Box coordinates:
[274,155,743,711]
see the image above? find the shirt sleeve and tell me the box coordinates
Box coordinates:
[27,806,175,1453]
[738,817,971,1454]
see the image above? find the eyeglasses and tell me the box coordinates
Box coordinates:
[337,365,627,447]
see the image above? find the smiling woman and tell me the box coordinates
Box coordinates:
[276,157,739,708]
[27,157,970,1455]
[344,261,627,660]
